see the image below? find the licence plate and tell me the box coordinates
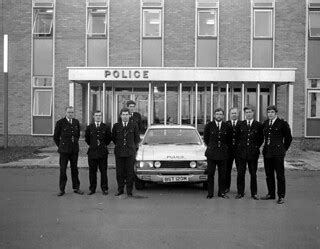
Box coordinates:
[163,176,189,183]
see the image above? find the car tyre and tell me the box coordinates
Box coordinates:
[135,176,145,190]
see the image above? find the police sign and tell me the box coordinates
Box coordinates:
[104,70,149,80]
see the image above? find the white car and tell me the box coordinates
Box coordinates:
[135,125,208,190]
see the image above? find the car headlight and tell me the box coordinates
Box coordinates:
[154,161,161,168]
[138,161,154,168]
[197,160,207,169]
[190,161,197,168]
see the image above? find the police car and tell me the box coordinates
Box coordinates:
[134,125,207,190]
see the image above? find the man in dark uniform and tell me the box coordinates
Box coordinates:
[261,105,292,204]
[225,107,240,194]
[112,108,140,197]
[53,106,84,197]
[235,105,264,200]
[204,108,232,199]
[85,111,112,195]
[127,100,143,133]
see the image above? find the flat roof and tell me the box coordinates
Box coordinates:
[68,67,296,83]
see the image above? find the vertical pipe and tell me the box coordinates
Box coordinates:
[164,82,167,125]
[195,83,198,129]
[102,82,106,123]
[3,34,8,148]
[179,82,182,125]
[257,83,261,121]
[241,83,245,120]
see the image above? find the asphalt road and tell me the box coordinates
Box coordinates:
[0,168,319,249]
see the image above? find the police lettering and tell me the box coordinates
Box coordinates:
[104,70,149,79]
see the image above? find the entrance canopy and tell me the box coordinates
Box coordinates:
[68,67,296,83]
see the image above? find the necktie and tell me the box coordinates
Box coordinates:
[69,119,72,124]
[97,122,100,128]
[269,120,272,127]
[232,121,235,128]
[124,122,127,127]
[247,120,250,128]
[218,122,220,130]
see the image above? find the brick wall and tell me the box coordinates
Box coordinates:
[2,1,32,136]
[109,0,140,67]
[275,0,306,138]
[219,0,251,67]
[164,0,195,67]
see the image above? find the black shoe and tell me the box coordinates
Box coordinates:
[206,194,213,199]
[277,198,284,204]
[235,194,244,199]
[102,190,108,195]
[74,189,84,195]
[261,194,275,200]
[218,194,229,199]
[87,191,95,195]
[115,191,124,196]
[57,191,65,197]
[127,193,133,197]
[251,195,259,200]
[224,188,230,194]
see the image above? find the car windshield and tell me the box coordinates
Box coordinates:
[142,128,202,145]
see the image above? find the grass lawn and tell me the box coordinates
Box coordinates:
[0,147,45,163]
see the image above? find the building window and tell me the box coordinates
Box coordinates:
[198,10,217,37]
[87,8,107,37]
[33,8,53,37]
[254,10,272,38]
[308,91,320,117]
[143,9,161,37]
[33,77,52,87]
[309,11,320,37]
[33,90,53,116]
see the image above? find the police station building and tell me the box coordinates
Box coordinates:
[0,0,320,149]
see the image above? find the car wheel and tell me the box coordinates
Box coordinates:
[202,182,208,190]
[135,176,145,190]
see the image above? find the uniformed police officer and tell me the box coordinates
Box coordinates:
[53,106,84,197]
[235,105,264,200]
[261,105,292,204]
[112,108,140,197]
[225,107,240,194]
[127,100,143,133]
[85,111,112,195]
[204,108,232,199]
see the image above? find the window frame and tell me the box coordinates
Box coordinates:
[307,89,320,118]
[309,10,320,38]
[197,9,217,37]
[253,9,273,38]
[32,9,53,36]
[87,8,108,37]
[142,8,162,38]
[33,89,53,117]
[33,77,53,87]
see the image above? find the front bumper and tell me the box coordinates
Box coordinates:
[135,169,207,183]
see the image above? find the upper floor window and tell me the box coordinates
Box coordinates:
[33,8,53,37]
[143,9,161,37]
[198,10,217,37]
[254,9,272,38]
[309,11,320,37]
[87,8,108,37]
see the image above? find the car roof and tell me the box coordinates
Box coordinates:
[148,125,197,130]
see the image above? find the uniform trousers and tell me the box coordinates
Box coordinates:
[207,159,227,196]
[237,157,258,196]
[115,155,135,194]
[59,152,80,191]
[88,157,108,192]
[263,157,286,198]
[226,151,238,190]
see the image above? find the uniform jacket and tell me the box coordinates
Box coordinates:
[226,120,241,154]
[236,120,264,160]
[85,122,112,159]
[130,112,143,133]
[262,118,292,158]
[112,121,140,157]
[203,121,232,160]
[53,117,80,154]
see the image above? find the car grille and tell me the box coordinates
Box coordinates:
[159,161,191,168]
